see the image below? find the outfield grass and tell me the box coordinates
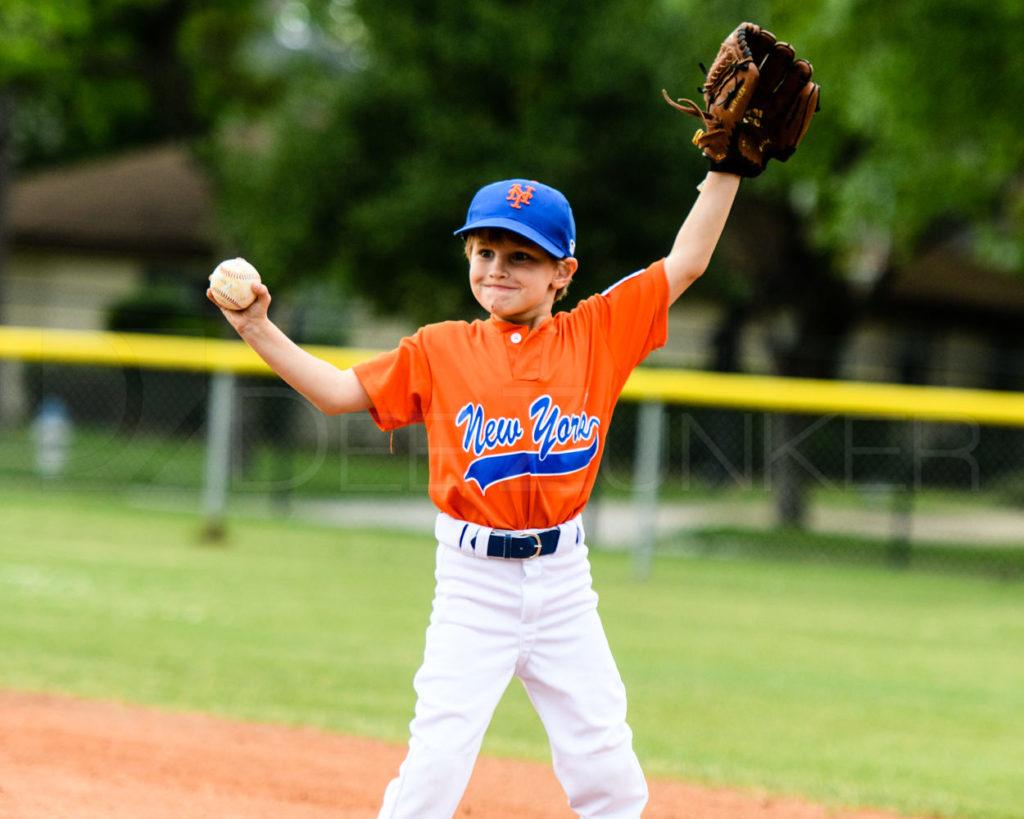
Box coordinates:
[1,485,1022,818]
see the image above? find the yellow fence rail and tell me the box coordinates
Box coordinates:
[4,324,1024,427]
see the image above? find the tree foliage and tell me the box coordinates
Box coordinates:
[214,0,1023,328]
[5,0,1022,314]
[213,0,702,321]
[774,0,1024,276]
[0,0,264,168]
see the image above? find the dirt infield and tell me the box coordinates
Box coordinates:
[0,690,912,819]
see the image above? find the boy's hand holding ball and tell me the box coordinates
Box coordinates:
[208,257,261,310]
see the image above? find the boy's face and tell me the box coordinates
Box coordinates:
[467,232,576,329]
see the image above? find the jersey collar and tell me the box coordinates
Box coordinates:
[487,316,553,335]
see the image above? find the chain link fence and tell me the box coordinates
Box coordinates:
[2,339,1024,579]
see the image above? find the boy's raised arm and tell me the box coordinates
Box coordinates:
[663,171,741,305]
[659,20,819,306]
[210,283,373,416]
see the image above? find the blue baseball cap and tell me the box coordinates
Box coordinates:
[454,179,576,258]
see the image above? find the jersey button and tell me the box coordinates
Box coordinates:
[509,332,523,344]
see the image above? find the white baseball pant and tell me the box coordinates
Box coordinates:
[377,514,648,818]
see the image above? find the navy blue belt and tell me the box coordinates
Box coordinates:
[484,527,561,559]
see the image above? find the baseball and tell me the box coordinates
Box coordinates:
[209,257,261,311]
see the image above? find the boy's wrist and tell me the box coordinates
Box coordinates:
[698,170,743,191]
[235,315,274,344]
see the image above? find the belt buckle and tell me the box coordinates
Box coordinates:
[509,532,544,561]
[518,531,543,559]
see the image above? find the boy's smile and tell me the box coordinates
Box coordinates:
[468,234,576,330]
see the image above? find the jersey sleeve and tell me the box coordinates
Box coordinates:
[352,328,433,431]
[585,258,670,376]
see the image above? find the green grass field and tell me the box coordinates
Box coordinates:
[2,485,1022,818]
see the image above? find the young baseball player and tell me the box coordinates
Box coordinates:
[210,170,740,817]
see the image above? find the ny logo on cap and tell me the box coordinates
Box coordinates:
[506,183,535,209]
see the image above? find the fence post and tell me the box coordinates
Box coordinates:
[633,401,664,578]
[202,371,236,541]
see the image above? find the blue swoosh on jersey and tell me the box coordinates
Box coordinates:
[464,438,600,492]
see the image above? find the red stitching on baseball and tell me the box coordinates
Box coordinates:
[213,288,244,308]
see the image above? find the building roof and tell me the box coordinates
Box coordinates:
[885,235,1024,326]
[9,143,214,257]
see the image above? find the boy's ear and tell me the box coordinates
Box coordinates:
[554,257,578,288]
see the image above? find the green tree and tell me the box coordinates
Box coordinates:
[783,0,1024,275]
[1,0,263,169]
[664,2,1024,524]
[215,0,1023,323]
[0,2,86,315]
[212,0,702,321]
[0,0,267,335]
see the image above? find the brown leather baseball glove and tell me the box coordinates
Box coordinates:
[663,22,820,177]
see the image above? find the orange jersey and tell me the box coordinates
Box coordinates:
[353,259,669,530]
